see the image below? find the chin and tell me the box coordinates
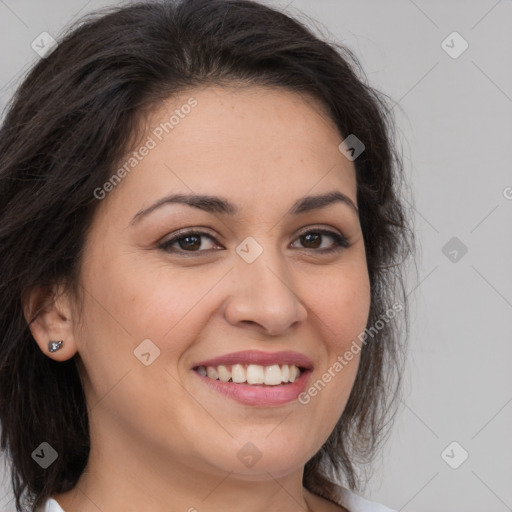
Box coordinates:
[202,442,313,480]
[228,460,307,481]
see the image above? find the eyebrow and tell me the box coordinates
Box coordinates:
[130,190,358,225]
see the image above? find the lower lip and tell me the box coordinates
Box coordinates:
[193,369,312,406]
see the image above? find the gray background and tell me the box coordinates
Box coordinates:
[1,1,511,511]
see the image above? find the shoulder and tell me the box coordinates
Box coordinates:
[41,491,396,512]
[36,498,65,512]
[304,488,349,511]
[305,486,397,512]
[336,486,397,512]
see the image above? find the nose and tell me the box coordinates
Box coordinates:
[223,247,308,336]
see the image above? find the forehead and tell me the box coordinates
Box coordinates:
[97,85,357,221]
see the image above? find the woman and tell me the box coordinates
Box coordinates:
[0,1,413,511]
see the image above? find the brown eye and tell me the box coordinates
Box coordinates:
[158,228,349,256]
[291,229,349,252]
[300,232,322,249]
[159,231,219,253]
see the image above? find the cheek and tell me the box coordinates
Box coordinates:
[85,260,231,379]
[122,267,225,344]
[299,262,370,418]
[309,262,371,350]
[73,259,218,446]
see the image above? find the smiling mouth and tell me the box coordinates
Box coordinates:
[193,363,304,386]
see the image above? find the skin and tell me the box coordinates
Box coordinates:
[26,85,371,512]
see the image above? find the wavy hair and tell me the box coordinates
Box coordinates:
[0,1,413,510]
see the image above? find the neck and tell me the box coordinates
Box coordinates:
[52,421,317,512]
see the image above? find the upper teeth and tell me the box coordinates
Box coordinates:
[196,364,302,385]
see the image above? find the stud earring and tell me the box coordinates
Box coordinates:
[48,340,63,353]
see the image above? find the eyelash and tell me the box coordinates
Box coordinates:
[158,228,350,255]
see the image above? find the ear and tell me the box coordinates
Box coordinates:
[22,283,79,362]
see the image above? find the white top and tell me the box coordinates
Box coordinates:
[337,487,397,512]
[40,488,396,512]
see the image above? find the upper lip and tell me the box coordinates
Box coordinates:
[193,350,314,370]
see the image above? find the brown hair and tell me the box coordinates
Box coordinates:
[0,1,413,510]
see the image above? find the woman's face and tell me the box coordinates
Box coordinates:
[70,85,370,479]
